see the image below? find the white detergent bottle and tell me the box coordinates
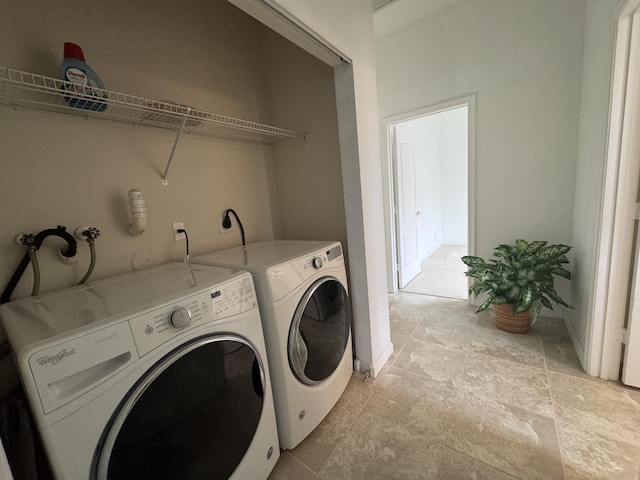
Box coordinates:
[58,42,107,112]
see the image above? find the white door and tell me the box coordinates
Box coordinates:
[395,139,421,288]
[622,221,640,387]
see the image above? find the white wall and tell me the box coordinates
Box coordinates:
[570,0,622,364]
[440,106,468,245]
[376,0,585,316]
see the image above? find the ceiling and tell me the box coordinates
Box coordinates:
[373,0,458,40]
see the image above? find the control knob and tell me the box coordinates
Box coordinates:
[169,307,192,328]
[312,257,323,269]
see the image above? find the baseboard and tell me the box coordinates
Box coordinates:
[563,307,588,372]
[370,341,394,378]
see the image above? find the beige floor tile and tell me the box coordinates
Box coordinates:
[529,316,572,342]
[548,372,640,446]
[366,366,458,442]
[393,338,468,387]
[412,297,477,326]
[470,323,546,369]
[282,292,638,479]
[268,452,319,480]
[287,374,375,473]
[389,300,428,337]
[320,411,444,479]
[543,338,591,379]
[402,269,468,300]
[436,447,518,480]
[402,245,468,300]
[389,291,439,309]
[413,318,476,350]
[389,331,410,365]
[448,390,564,480]
[557,419,640,480]
[460,354,554,417]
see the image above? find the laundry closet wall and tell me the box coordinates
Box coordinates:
[0,0,345,396]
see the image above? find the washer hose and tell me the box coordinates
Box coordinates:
[78,241,96,285]
[28,249,40,297]
[78,227,100,285]
[1,226,77,304]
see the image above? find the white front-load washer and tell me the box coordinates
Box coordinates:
[0,262,279,480]
[192,240,353,449]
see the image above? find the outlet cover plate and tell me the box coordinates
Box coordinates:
[218,216,237,234]
[172,222,185,241]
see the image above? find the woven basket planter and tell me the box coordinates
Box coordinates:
[493,304,531,333]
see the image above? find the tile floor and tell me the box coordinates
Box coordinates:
[402,245,468,300]
[268,292,640,480]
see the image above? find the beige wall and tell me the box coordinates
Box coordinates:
[259,28,347,249]
[0,0,391,386]
[0,0,280,302]
[231,0,394,375]
[0,0,345,394]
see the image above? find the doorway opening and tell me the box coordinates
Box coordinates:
[382,96,475,300]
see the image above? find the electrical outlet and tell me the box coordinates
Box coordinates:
[218,216,237,234]
[172,222,185,241]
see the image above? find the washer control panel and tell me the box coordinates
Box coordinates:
[129,274,256,357]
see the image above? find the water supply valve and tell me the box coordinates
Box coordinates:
[76,226,100,242]
[16,232,37,250]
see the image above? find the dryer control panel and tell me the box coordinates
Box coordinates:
[129,274,257,357]
[266,246,344,303]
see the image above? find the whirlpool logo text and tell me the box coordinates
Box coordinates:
[36,348,76,366]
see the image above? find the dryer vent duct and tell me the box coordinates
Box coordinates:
[128,189,147,236]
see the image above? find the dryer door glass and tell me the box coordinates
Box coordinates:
[288,277,352,385]
[94,336,266,480]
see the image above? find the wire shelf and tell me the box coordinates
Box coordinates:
[0,66,304,144]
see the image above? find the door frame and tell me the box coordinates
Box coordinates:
[591,0,640,379]
[381,94,476,294]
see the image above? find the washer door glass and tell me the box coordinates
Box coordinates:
[94,336,265,480]
[288,277,351,385]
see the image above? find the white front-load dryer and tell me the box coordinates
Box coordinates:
[0,262,279,480]
[192,241,353,449]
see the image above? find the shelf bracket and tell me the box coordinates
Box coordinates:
[161,110,190,185]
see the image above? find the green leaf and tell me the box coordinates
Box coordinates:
[462,256,485,267]
[476,297,494,313]
[551,267,571,279]
[540,296,553,309]
[525,240,547,254]
[538,244,571,260]
[529,300,543,323]
[516,288,534,313]
[515,239,529,251]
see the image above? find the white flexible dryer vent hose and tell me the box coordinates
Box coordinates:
[128,189,147,236]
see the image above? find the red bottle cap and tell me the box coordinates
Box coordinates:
[63,42,85,61]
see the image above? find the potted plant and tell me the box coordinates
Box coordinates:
[461,239,572,333]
